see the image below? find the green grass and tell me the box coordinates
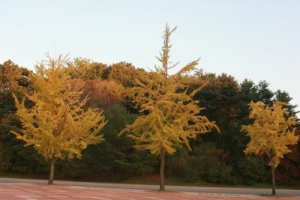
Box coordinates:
[0,172,47,180]
[120,174,300,190]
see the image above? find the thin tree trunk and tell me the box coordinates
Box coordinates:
[48,156,57,185]
[271,167,276,195]
[159,148,165,191]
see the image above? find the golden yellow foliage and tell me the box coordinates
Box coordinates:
[242,100,298,168]
[11,55,106,161]
[119,25,219,156]
[83,79,124,109]
[67,58,107,80]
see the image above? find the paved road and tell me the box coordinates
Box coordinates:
[2,183,299,200]
[0,177,299,197]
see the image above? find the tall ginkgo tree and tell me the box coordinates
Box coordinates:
[241,100,298,195]
[11,55,106,184]
[119,25,220,191]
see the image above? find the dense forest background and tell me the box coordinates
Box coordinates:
[0,58,299,186]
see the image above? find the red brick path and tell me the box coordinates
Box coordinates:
[0,183,299,200]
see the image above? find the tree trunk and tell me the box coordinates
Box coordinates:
[159,148,165,191]
[48,156,57,185]
[271,167,276,195]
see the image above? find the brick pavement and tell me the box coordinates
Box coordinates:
[0,183,299,200]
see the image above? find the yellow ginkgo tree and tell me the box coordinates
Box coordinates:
[11,55,106,184]
[119,25,219,191]
[241,100,298,195]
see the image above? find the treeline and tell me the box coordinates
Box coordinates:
[0,56,299,186]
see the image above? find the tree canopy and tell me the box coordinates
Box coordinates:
[119,25,219,190]
[0,24,299,189]
[242,100,298,195]
[11,55,107,184]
